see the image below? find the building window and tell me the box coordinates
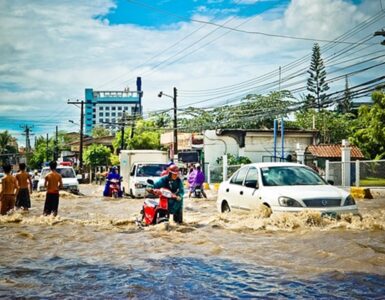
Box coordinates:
[124,106,128,111]
[99,112,103,117]
[92,121,96,124]
[105,118,110,123]
[118,106,122,110]
[105,112,110,117]
[112,119,116,123]
[105,107,110,111]
[118,112,122,117]
[112,112,116,117]
[112,107,116,111]
[99,118,103,123]
[99,106,104,110]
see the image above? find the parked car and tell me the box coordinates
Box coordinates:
[37,166,79,194]
[216,162,358,216]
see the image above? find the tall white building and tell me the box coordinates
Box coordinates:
[84,77,142,135]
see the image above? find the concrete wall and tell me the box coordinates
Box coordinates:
[204,130,315,166]
[204,130,239,166]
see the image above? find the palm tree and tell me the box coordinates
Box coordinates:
[0,131,17,164]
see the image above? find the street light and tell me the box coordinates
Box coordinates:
[158,87,178,159]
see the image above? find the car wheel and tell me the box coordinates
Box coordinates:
[221,201,230,213]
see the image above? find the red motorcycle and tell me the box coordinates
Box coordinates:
[139,187,177,226]
[109,179,120,198]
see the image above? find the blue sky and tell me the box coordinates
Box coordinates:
[0,0,383,146]
[104,0,288,27]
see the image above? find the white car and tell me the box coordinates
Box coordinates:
[216,162,358,216]
[37,166,79,194]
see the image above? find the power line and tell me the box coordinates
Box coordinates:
[126,0,377,45]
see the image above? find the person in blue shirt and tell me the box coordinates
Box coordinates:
[103,166,122,197]
[148,164,184,224]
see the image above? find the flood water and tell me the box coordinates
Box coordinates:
[1,185,385,299]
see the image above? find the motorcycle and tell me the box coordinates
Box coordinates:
[109,179,120,198]
[103,177,122,198]
[137,180,176,226]
[193,184,203,198]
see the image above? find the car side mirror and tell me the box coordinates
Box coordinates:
[327,179,334,185]
[147,179,154,185]
[245,181,257,189]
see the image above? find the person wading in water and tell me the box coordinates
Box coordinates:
[43,161,63,216]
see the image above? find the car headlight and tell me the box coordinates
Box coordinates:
[278,196,302,207]
[134,182,145,188]
[343,195,356,206]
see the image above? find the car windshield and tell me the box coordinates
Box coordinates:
[136,164,168,177]
[40,167,75,179]
[261,166,326,186]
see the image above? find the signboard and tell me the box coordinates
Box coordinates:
[178,151,199,163]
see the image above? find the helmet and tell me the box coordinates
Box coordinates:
[168,165,179,175]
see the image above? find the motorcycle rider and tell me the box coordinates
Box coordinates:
[103,166,122,197]
[188,164,207,198]
[147,164,184,224]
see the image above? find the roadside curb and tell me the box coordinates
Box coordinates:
[350,187,373,199]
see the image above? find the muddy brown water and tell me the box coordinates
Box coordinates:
[1,184,384,299]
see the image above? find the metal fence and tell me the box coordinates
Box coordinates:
[205,163,242,184]
[327,159,385,187]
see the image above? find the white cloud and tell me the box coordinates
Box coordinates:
[0,0,382,144]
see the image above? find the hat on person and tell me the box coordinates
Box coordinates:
[168,165,179,175]
[195,163,200,168]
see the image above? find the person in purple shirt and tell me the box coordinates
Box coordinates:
[188,164,207,198]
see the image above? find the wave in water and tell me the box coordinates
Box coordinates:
[1,256,384,299]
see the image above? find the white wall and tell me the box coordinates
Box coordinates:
[203,130,239,166]
[203,130,315,166]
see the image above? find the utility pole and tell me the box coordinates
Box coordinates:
[120,111,126,152]
[68,100,84,170]
[173,87,178,157]
[54,125,59,161]
[46,134,49,162]
[158,87,178,160]
[20,125,33,152]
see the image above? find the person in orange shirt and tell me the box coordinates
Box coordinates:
[43,161,63,216]
[15,163,33,211]
[0,164,19,215]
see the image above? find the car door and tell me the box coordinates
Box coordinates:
[239,166,261,210]
[224,166,248,210]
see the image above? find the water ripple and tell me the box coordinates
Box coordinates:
[0,257,384,299]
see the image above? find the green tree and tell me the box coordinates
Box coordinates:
[336,76,352,114]
[179,91,295,131]
[113,119,162,151]
[92,126,110,138]
[306,43,329,111]
[350,91,385,159]
[150,112,172,128]
[294,109,354,144]
[28,136,54,169]
[0,131,17,164]
[216,153,252,165]
[83,144,111,167]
